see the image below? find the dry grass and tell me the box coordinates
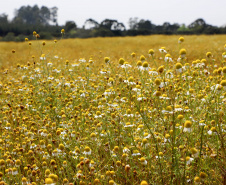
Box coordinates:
[1,35,226,70]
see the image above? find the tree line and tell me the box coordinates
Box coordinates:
[0,5,226,41]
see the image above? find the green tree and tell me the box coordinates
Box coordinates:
[13,5,58,25]
[0,14,9,36]
[65,21,77,32]
[128,17,139,30]
[188,18,206,34]
[137,19,153,30]
[100,19,125,31]
[84,19,99,29]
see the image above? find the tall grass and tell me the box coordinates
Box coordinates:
[0,34,225,185]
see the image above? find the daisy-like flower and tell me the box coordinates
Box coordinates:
[179,49,186,58]
[149,70,158,76]
[105,57,110,64]
[103,89,115,96]
[159,81,168,88]
[12,167,18,175]
[178,37,184,43]
[132,150,141,156]
[200,172,208,180]
[199,120,206,126]
[142,61,149,71]
[124,109,134,117]
[222,52,226,58]
[124,122,134,128]
[141,138,149,147]
[112,153,117,158]
[22,177,28,185]
[137,95,147,101]
[75,170,83,179]
[119,58,125,66]
[164,54,173,62]
[30,143,37,149]
[184,106,191,112]
[211,84,223,92]
[72,63,80,67]
[109,180,117,185]
[40,54,46,60]
[140,157,148,165]
[89,160,95,168]
[5,122,11,130]
[123,147,130,153]
[174,105,183,112]
[159,47,167,54]
[132,85,141,94]
[15,159,21,167]
[96,123,102,131]
[124,76,136,85]
[194,176,200,184]
[137,60,143,69]
[83,146,91,155]
[162,106,173,114]
[45,177,55,185]
[160,94,170,100]
[186,156,194,165]
[47,62,53,67]
[175,62,183,73]
[61,29,65,34]
[140,55,146,62]
[156,152,164,159]
[121,62,132,69]
[220,80,226,90]
[148,49,155,57]
[184,120,192,132]
[163,134,171,143]
[34,68,40,72]
[208,127,217,135]
[191,148,199,158]
[165,70,174,79]
[196,62,205,68]
[79,58,86,63]
[144,132,151,139]
[100,69,108,74]
[125,164,131,173]
[131,52,136,57]
[94,111,103,118]
[140,180,148,185]
[90,132,97,141]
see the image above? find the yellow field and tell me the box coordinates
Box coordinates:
[0,35,226,70]
[0,35,225,185]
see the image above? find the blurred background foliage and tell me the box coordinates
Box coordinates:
[0,5,226,41]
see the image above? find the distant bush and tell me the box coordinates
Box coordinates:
[39,32,53,39]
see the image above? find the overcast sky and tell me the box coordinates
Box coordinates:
[0,0,226,28]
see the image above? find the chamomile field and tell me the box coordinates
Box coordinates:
[0,34,225,185]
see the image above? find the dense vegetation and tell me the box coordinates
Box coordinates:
[1,5,226,41]
[0,34,225,184]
